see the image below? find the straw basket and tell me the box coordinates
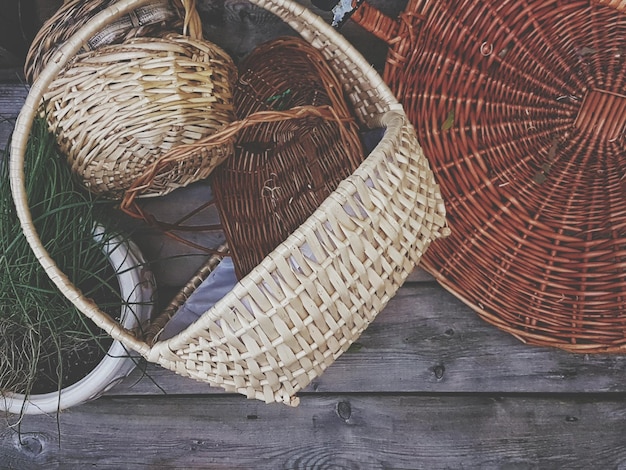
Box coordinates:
[11,0,449,405]
[348,0,626,352]
[31,0,237,199]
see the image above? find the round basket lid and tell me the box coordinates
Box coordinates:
[382,0,626,352]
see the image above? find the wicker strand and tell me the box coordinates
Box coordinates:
[145,244,229,345]
[180,0,203,38]
[24,0,193,84]
[119,104,355,220]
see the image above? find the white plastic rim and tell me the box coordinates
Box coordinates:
[1,226,155,415]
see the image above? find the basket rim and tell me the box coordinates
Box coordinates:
[10,0,162,355]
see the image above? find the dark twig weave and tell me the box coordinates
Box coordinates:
[211,36,365,279]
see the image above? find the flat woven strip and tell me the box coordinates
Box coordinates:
[211,35,365,279]
[351,0,626,352]
[24,0,183,84]
[10,0,448,405]
[41,32,237,199]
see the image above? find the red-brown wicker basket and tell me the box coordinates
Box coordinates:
[349,0,626,352]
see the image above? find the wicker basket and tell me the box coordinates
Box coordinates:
[212,35,365,279]
[348,0,626,352]
[33,0,237,199]
[10,0,449,405]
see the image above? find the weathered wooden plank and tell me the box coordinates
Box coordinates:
[113,281,626,397]
[4,394,626,469]
[0,83,28,151]
[0,83,27,111]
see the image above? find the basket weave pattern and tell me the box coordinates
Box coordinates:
[24,0,182,84]
[10,0,448,405]
[148,110,444,405]
[27,0,236,199]
[42,32,237,198]
[351,0,626,352]
[212,36,365,279]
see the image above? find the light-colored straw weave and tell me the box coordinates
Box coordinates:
[36,0,237,199]
[42,32,237,198]
[10,0,449,405]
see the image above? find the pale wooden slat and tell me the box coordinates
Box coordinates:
[5,394,626,469]
[0,84,29,115]
[113,282,626,396]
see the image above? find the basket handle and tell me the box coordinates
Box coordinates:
[177,0,203,40]
[345,0,428,43]
[118,104,357,233]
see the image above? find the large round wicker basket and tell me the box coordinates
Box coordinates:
[349,0,626,352]
[10,0,448,405]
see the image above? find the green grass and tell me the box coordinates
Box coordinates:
[0,115,129,398]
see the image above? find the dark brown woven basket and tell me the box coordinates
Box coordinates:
[349,0,626,352]
[211,36,364,279]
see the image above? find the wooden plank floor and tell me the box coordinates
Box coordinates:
[3,1,626,468]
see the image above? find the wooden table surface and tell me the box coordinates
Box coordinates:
[2,1,626,468]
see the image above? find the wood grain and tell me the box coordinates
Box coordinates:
[0,83,28,152]
[114,281,626,397]
[4,394,626,469]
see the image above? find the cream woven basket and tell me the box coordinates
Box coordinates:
[10,0,449,406]
[26,0,236,200]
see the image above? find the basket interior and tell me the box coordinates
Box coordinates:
[212,36,365,279]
